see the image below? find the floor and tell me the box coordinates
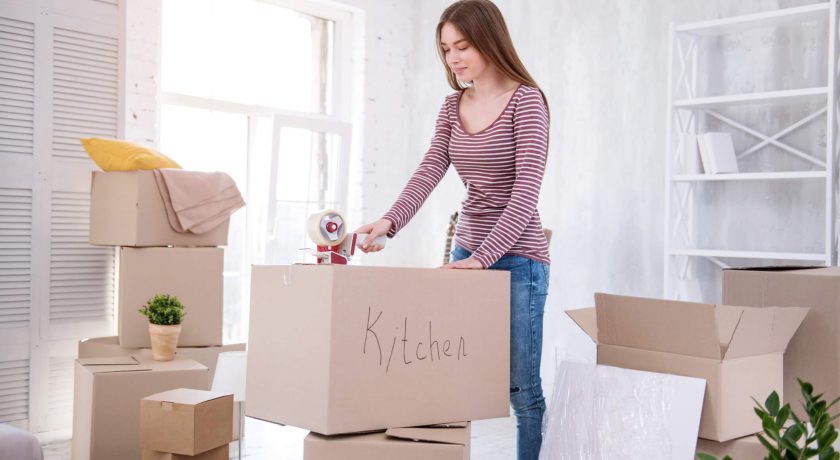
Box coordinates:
[39,414,516,459]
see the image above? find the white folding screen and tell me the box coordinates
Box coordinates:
[0,0,121,432]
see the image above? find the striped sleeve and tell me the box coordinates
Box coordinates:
[381,98,452,237]
[471,90,549,268]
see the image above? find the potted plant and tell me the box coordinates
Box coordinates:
[138,294,185,361]
[698,379,840,460]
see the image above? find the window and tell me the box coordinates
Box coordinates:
[160,0,358,343]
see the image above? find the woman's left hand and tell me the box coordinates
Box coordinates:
[440,257,484,270]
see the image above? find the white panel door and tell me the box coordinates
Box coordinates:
[0,0,121,432]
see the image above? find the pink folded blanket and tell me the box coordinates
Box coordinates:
[153,169,245,234]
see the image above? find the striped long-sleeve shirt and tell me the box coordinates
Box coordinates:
[382,84,551,268]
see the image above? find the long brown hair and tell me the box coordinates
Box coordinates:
[435,0,548,112]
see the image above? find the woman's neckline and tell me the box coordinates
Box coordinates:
[456,83,523,136]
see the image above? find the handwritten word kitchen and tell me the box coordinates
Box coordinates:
[363,307,468,373]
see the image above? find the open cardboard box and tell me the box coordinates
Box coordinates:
[304,422,470,460]
[567,293,808,442]
[724,266,840,417]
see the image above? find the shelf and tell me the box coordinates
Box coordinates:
[672,171,826,181]
[673,87,828,108]
[676,3,830,36]
[670,249,827,261]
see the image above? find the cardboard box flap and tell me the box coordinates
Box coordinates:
[132,354,209,372]
[384,426,469,446]
[725,265,823,273]
[566,307,597,341]
[143,388,231,406]
[78,356,139,366]
[421,421,469,428]
[594,293,721,359]
[77,356,153,373]
[723,306,809,359]
[714,305,744,357]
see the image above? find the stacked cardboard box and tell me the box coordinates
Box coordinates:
[246,264,510,458]
[71,171,243,460]
[139,389,233,460]
[566,292,808,456]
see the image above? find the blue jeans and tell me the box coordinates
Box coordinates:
[451,246,549,460]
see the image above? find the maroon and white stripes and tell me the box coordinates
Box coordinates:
[383,84,550,268]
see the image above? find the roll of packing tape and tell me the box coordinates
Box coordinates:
[306,209,347,246]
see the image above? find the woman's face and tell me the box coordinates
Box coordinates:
[440,22,488,83]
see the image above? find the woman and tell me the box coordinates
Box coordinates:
[355,1,550,458]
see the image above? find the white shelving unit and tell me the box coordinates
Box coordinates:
[664,2,839,299]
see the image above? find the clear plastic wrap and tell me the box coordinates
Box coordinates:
[540,362,705,460]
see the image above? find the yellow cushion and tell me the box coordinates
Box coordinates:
[80,137,182,171]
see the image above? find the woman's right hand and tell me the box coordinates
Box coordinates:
[355,219,393,253]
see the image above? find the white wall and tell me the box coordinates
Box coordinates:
[362,0,830,392]
[124,0,829,396]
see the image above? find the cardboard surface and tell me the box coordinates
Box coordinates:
[567,293,807,442]
[89,170,228,247]
[696,435,764,460]
[141,444,229,460]
[541,362,705,460]
[723,266,840,415]
[78,336,245,381]
[71,356,209,460]
[140,389,232,455]
[246,265,510,435]
[304,423,470,460]
[118,247,223,348]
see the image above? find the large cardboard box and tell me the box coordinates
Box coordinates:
[141,445,229,460]
[723,266,840,413]
[71,356,209,460]
[140,389,232,455]
[567,293,807,442]
[78,336,246,381]
[119,247,223,348]
[304,423,470,460]
[89,170,229,247]
[246,265,510,435]
[696,435,764,460]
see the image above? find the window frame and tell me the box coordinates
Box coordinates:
[159,0,359,342]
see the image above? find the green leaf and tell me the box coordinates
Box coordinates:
[783,424,804,444]
[767,392,781,416]
[138,294,185,325]
[696,454,718,460]
[776,405,791,427]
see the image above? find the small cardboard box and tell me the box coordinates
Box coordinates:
[304,422,470,460]
[140,388,232,455]
[119,247,223,348]
[567,293,807,442]
[71,356,209,460]
[141,444,229,460]
[78,336,246,381]
[696,435,764,460]
[89,170,229,247]
[246,265,510,435]
[723,266,840,415]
